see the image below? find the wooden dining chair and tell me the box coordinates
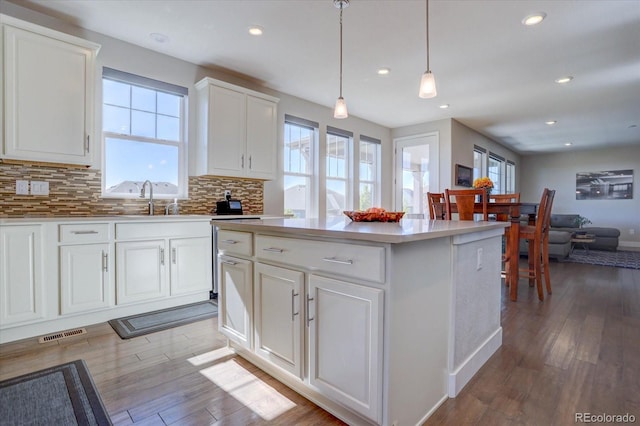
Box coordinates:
[426,192,445,219]
[444,188,488,221]
[489,193,520,287]
[518,188,556,301]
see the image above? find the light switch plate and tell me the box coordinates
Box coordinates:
[16,180,29,195]
[31,181,49,196]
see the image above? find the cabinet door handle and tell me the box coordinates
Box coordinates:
[171,248,176,264]
[249,155,252,169]
[306,294,314,326]
[221,239,238,244]
[221,259,237,266]
[241,154,244,168]
[291,290,299,321]
[160,248,165,265]
[322,256,353,265]
[86,135,90,153]
[71,230,99,235]
[262,247,284,253]
[102,251,108,272]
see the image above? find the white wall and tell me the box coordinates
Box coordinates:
[520,145,640,248]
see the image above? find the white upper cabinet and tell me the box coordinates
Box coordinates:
[194,77,279,180]
[1,15,100,166]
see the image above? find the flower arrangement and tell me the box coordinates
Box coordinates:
[473,177,494,195]
[575,215,592,228]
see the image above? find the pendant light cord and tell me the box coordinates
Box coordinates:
[426,0,430,72]
[339,3,344,97]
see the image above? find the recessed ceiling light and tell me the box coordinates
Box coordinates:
[545,120,557,125]
[149,33,169,44]
[564,142,573,146]
[555,76,574,84]
[377,68,390,75]
[439,104,449,109]
[522,13,546,26]
[248,26,263,36]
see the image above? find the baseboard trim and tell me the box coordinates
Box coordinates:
[448,327,502,397]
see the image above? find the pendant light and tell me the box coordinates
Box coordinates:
[418,0,437,98]
[334,0,349,119]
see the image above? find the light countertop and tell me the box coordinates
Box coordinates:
[0,214,274,225]
[211,217,509,244]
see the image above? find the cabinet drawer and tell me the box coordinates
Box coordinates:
[59,223,110,243]
[256,235,385,283]
[116,221,211,240]
[217,230,253,256]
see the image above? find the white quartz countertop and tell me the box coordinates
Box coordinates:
[212,217,509,244]
[0,214,274,225]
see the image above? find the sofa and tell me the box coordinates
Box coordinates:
[519,214,620,260]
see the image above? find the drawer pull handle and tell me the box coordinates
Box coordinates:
[221,239,238,244]
[322,257,353,265]
[71,230,99,235]
[262,247,284,253]
[291,290,299,321]
[160,248,165,265]
[306,295,314,326]
[102,252,108,272]
[221,260,237,266]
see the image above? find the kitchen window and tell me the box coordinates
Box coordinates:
[101,68,188,198]
[506,161,516,193]
[488,153,505,194]
[284,115,318,218]
[358,135,381,210]
[326,126,352,217]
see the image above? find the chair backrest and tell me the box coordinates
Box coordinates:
[426,192,445,219]
[489,193,520,221]
[537,188,556,237]
[444,188,488,221]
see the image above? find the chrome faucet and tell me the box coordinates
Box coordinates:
[165,198,179,215]
[139,180,154,215]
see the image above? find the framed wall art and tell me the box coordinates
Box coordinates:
[576,169,633,200]
[455,164,473,187]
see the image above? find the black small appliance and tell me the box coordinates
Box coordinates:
[216,193,243,215]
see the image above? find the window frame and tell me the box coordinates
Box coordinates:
[283,115,319,218]
[357,135,381,210]
[100,68,188,199]
[325,126,353,217]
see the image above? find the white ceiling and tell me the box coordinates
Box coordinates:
[9,0,640,155]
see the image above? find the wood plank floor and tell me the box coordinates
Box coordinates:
[1,259,639,425]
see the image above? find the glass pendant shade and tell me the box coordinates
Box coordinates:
[418,70,437,98]
[334,96,348,119]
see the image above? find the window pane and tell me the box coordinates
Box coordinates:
[103,105,130,134]
[131,110,156,138]
[326,178,346,217]
[132,86,156,113]
[284,175,310,218]
[104,136,178,194]
[359,183,374,210]
[157,92,181,117]
[326,135,347,178]
[157,115,180,141]
[103,80,130,107]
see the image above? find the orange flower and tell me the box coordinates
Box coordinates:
[473,177,494,193]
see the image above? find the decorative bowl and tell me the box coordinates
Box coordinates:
[343,210,405,222]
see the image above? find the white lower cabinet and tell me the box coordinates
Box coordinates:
[308,274,384,422]
[60,243,111,314]
[116,240,168,305]
[0,225,44,326]
[169,237,212,296]
[219,255,253,350]
[254,262,304,379]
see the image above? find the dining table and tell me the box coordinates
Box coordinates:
[433,201,538,301]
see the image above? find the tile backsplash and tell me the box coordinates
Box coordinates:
[0,162,263,217]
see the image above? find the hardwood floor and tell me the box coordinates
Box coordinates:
[1,260,638,425]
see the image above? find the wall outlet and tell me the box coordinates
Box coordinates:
[477,248,483,270]
[224,190,231,197]
[31,181,49,196]
[16,180,29,195]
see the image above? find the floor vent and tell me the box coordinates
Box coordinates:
[38,328,87,343]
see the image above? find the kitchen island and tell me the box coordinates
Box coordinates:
[212,217,509,426]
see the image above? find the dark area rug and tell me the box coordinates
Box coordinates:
[108,300,218,339]
[0,360,111,426]
[566,249,640,269]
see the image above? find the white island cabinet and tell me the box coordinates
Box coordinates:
[213,217,508,426]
